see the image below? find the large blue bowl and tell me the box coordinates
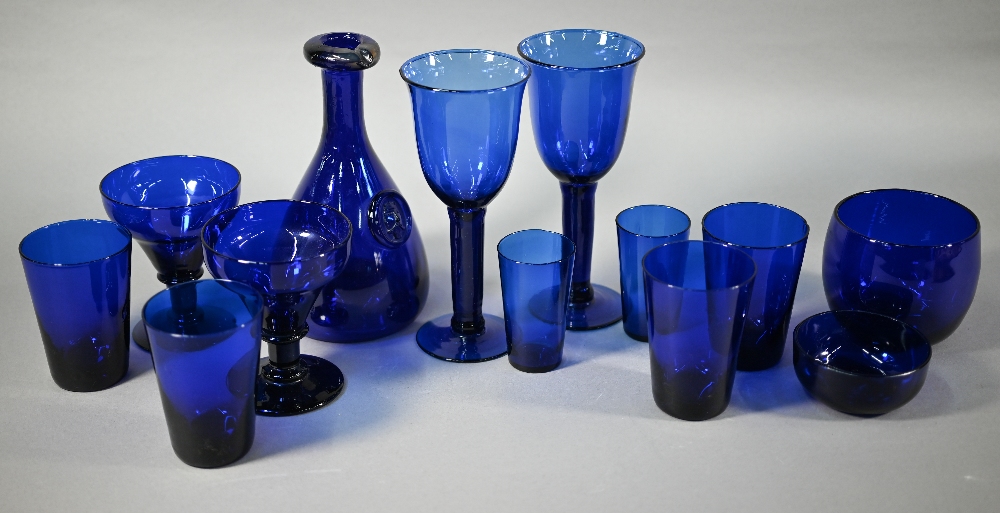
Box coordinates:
[793,310,931,416]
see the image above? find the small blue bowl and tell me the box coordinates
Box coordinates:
[793,310,931,416]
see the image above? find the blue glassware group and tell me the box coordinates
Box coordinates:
[702,202,809,370]
[20,219,133,392]
[823,189,980,343]
[296,32,430,343]
[401,49,530,362]
[518,29,645,330]
[144,280,263,467]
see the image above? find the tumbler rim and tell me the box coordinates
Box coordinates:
[99,155,242,211]
[497,229,576,266]
[701,201,810,250]
[615,204,691,239]
[833,188,980,248]
[141,279,264,336]
[399,49,531,93]
[641,240,756,291]
[19,219,132,267]
[201,199,352,266]
[517,28,646,71]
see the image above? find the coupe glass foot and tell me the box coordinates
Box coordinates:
[255,355,345,416]
[416,314,508,363]
[132,322,151,352]
[566,284,623,331]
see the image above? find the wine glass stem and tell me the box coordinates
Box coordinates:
[560,182,597,304]
[448,207,486,335]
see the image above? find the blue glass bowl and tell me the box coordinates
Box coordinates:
[823,189,980,343]
[793,310,932,416]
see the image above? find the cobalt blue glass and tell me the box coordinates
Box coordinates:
[643,241,756,421]
[202,200,352,416]
[295,32,429,343]
[823,189,981,343]
[615,205,690,342]
[518,29,645,330]
[100,155,241,351]
[144,280,263,468]
[20,219,132,392]
[702,202,809,371]
[497,230,576,373]
[401,49,529,362]
[793,310,932,416]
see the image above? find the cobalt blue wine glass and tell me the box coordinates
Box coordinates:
[518,29,645,330]
[100,155,241,351]
[823,189,980,343]
[400,49,530,362]
[202,200,352,416]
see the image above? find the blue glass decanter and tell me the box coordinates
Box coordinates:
[294,32,429,343]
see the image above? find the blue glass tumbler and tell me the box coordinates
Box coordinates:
[497,230,576,373]
[100,155,241,351]
[702,203,809,370]
[616,205,691,342]
[518,29,645,330]
[20,219,132,392]
[202,200,353,416]
[143,280,263,468]
[823,189,980,343]
[400,49,529,362]
[643,241,756,421]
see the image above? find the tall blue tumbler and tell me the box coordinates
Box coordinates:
[20,219,132,392]
[643,241,756,421]
[702,203,809,370]
[144,280,263,468]
[616,205,691,342]
[518,29,645,330]
[498,229,575,373]
[401,49,529,362]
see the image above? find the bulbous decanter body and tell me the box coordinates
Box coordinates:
[294,32,429,342]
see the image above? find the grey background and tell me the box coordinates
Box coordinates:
[1,0,998,511]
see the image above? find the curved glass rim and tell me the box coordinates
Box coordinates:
[19,219,132,267]
[833,188,981,248]
[641,240,757,292]
[399,49,531,93]
[497,229,576,266]
[516,28,646,71]
[792,310,932,379]
[701,201,810,250]
[201,199,352,266]
[141,279,264,335]
[99,155,242,211]
[615,204,691,239]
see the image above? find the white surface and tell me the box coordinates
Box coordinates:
[2,1,999,511]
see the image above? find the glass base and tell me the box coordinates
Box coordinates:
[566,284,623,331]
[132,322,151,352]
[255,355,345,417]
[416,313,508,363]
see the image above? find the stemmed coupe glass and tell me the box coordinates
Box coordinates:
[202,200,353,416]
[400,49,530,362]
[100,155,241,350]
[518,29,645,330]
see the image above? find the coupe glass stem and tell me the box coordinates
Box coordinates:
[448,207,486,335]
[561,182,597,304]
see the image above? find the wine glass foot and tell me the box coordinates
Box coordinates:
[132,322,151,352]
[255,355,345,416]
[566,284,623,331]
[416,313,508,363]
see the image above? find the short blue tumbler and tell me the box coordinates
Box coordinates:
[144,280,263,468]
[616,205,691,342]
[498,229,576,373]
[702,203,809,370]
[643,241,756,421]
[20,219,132,392]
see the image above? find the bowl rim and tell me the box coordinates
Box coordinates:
[19,218,132,266]
[516,28,646,71]
[833,188,980,248]
[701,201,810,250]
[399,49,531,93]
[497,229,576,266]
[615,204,691,240]
[641,240,757,292]
[99,155,242,212]
[792,309,933,380]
